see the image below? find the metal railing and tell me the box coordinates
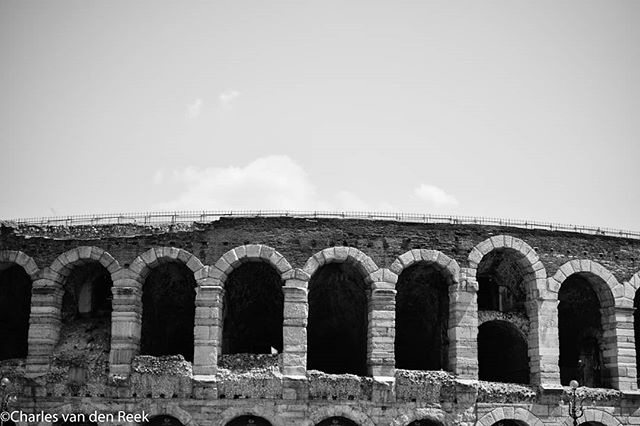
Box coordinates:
[2,210,639,239]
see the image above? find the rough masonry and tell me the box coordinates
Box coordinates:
[0,216,639,426]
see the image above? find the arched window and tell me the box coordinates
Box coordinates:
[308,263,368,375]
[225,416,273,426]
[478,320,529,384]
[558,273,608,388]
[395,262,449,371]
[0,264,31,360]
[221,262,284,355]
[315,417,359,426]
[141,261,196,361]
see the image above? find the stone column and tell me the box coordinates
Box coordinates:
[108,270,142,377]
[610,305,637,390]
[282,285,308,377]
[367,284,396,380]
[193,283,224,377]
[530,298,561,386]
[449,268,478,379]
[26,276,63,378]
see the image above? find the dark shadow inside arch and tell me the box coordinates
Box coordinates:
[0,264,32,360]
[635,288,640,387]
[408,420,444,426]
[221,262,284,355]
[316,417,359,426]
[226,415,273,426]
[490,421,527,426]
[395,262,449,371]
[477,248,526,313]
[308,262,368,376]
[558,273,608,388]
[141,261,196,361]
[478,320,529,384]
[145,415,185,425]
[57,261,113,369]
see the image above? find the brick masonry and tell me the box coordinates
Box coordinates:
[0,217,639,426]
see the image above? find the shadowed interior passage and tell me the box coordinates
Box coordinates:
[141,261,196,361]
[308,262,368,376]
[222,262,284,354]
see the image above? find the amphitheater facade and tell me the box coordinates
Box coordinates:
[1,214,640,426]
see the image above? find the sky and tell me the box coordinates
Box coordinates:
[1,1,639,230]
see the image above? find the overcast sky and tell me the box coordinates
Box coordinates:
[1,1,638,230]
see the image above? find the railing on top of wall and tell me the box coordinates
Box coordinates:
[1,210,639,240]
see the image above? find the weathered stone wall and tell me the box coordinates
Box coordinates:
[0,217,639,426]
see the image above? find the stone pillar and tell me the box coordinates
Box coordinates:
[193,283,224,377]
[530,298,561,386]
[367,284,396,379]
[282,285,308,377]
[610,305,637,390]
[449,269,478,379]
[109,270,142,377]
[26,276,63,378]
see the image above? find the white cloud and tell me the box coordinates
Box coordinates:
[154,155,318,211]
[153,155,398,212]
[414,184,459,206]
[185,98,203,120]
[219,89,240,109]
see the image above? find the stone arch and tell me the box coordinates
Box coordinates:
[49,247,120,320]
[390,408,449,426]
[209,244,292,286]
[216,406,284,426]
[391,249,459,372]
[307,406,375,426]
[302,247,378,285]
[49,246,121,282]
[136,401,198,426]
[468,235,547,298]
[468,235,550,385]
[629,272,640,293]
[0,250,39,280]
[128,247,204,283]
[476,407,544,426]
[550,260,620,308]
[0,250,37,360]
[560,409,623,426]
[305,247,376,376]
[553,260,622,388]
[389,249,460,286]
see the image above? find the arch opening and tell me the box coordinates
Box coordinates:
[395,262,449,371]
[477,248,526,313]
[478,320,529,384]
[407,420,443,426]
[316,417,359,426]
[141,261,196,361]
[221,262,284,355]
[145,415,185,426]
[489,421,528,426]
[558,273,608,388]
[56,262,112,377]
[225,415,273,426]
[308,262,368,376]
[0,264,32,360]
